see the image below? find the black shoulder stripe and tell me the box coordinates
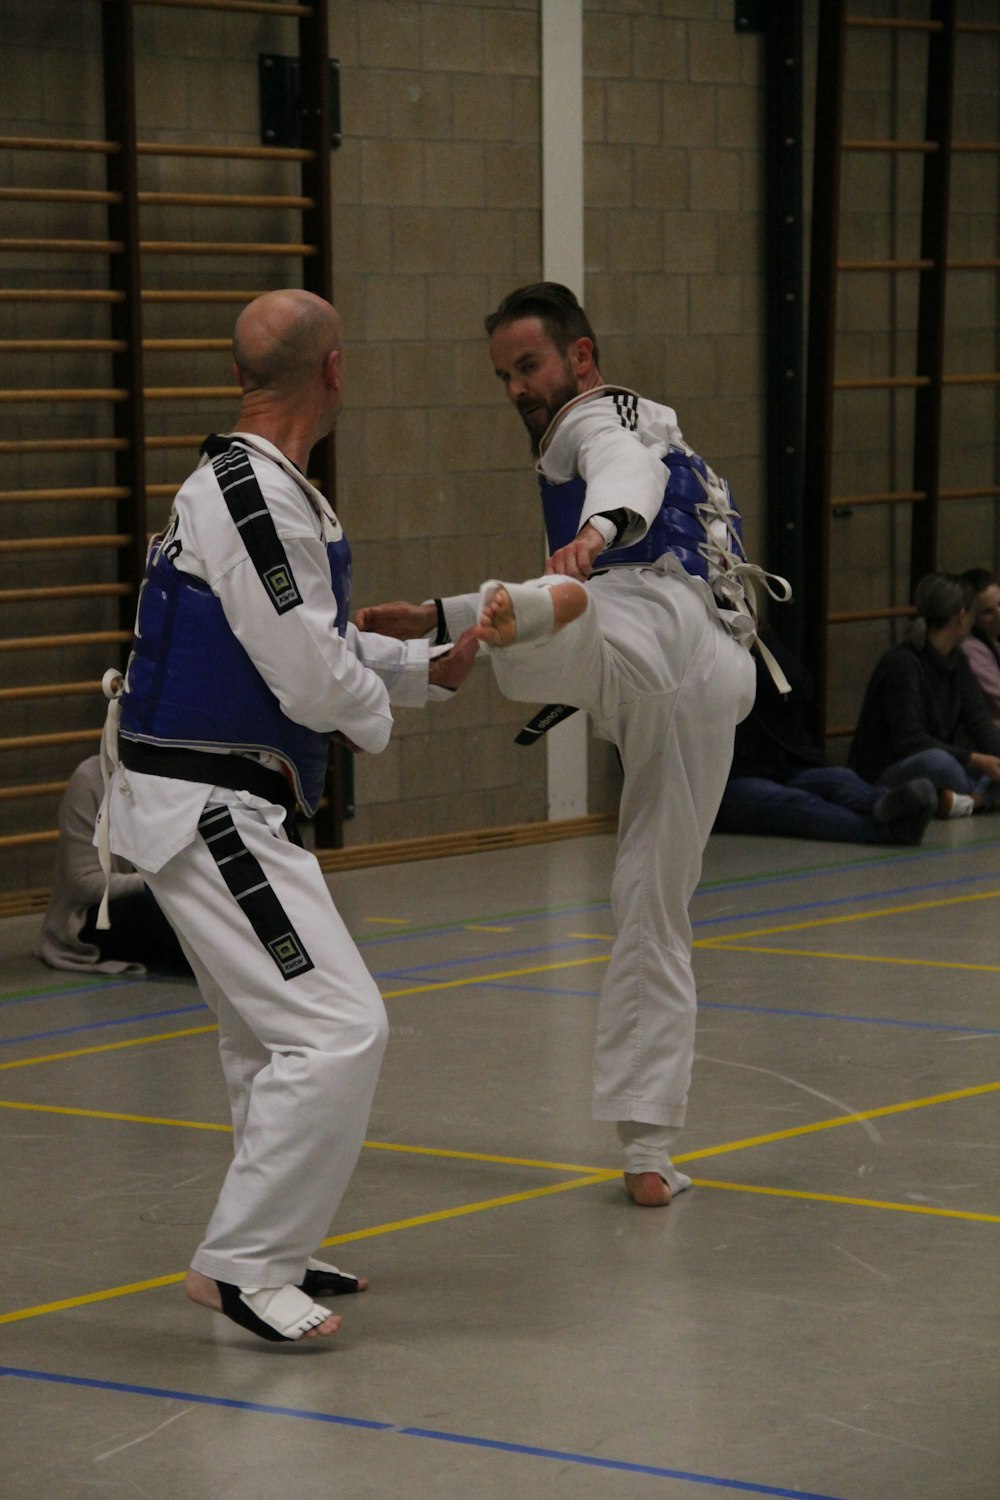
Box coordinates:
[611,391,639,433]
[212,448,303,615]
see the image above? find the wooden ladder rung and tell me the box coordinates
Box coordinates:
[0,487,130,503]
[0,631,130,652]
[0,584,132,605]
[139,191,314,210]
[144,289,263,302]
[0,831,60,850]
[828,607,916,624]
[0,781,69,801]
[0,536,130,554]
[0,134,313,163]
[0,389,128,403]
[0,438,128,454]
[830,490,926,508]
[0,187,118,204]
[0,681,103,702]
[0,289,124,303]
[140,240,316,256]
[842,139,938,153]
[143,385,240,400]
[0,339,126,353]
[0,238,123,253]
[0,728,103,752]
[838,259,934,272]
[133,0,312,15]
[846,17,943,32]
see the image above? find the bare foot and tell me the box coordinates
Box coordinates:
[476,584,519,646]
[184,1267,342,1340]
[475,580,587,647]
[623,1171,672,1207]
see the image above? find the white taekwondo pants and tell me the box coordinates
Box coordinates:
[140,792,388,1288]
[486,561,755,1129]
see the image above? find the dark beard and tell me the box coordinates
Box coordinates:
[517,378,578,457]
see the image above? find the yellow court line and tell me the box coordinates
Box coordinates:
[383,953,610,999]
[698,942,1000,973]
[0,958,613,1076]
[0,1099,231,1132]
[5,1089,999,1325]
[465,925,515,933]
[676,1080,1000,1162]
[698,886,1000,946]
[0,1024,217,1073]
[359,1139,609,1173]
[0,1173,612,1326]
[688,1178,1000,1223]
[0,1099,607,1173]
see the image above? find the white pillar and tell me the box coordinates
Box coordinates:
[541,0,588,820]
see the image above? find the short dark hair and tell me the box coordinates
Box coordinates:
[960,567,997,596]
[913,572,974,627]
[484,282,600,366]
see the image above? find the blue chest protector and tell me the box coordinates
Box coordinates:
[120,531,351,819]
[539,447,744,582]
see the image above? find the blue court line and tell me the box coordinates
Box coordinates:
[371,936,603,982]
[0,1365,850,1500]
[0,1003,208,1048]
[0,976,146,1008]
[367,864,1000,983]
[691,866,1000,931]
[474,981,1000,1036]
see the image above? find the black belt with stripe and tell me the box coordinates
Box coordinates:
[514,703,578,746]
[118,739,302,844]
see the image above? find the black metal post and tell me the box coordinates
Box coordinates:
[763,1,805,656]
[101,0,146,649]
[910,0,957,590]
[801,0,847,741]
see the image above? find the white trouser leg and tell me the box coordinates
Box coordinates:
[147,801,388,1288]
[593,611,755,1126]
[483,568,755,1134]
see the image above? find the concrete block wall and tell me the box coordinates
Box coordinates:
[0,1,996,891]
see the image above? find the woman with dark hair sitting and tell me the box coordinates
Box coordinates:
[849,573,1000,818]
[960,567,1000,729]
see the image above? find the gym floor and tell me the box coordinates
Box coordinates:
[1,821,998,1500]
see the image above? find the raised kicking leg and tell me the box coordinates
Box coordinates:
[475,578,588,647]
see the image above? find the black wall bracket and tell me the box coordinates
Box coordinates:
[259,54,341,149]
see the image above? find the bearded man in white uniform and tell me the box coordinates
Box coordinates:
[98,291,476,1341]
[359,284,765,1209]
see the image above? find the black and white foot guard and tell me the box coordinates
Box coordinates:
[298,1258,364,1297]
[216,1280,337,1342]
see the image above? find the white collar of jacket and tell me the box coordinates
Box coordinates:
[201,431,343,542]
[534,384,640,469]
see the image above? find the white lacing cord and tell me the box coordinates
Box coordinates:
[95,668,127,930]
[688,465,795,695]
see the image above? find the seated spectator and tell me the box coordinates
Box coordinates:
[960,568,1000,728]
[848,573,1000,818]
[714,629,936,845]
[38,755,191,975]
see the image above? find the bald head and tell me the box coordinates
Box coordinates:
[233,289,343,397]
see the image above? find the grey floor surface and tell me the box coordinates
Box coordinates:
[2,821,998,1500]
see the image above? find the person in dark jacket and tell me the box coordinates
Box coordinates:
[714,630,936,845]
[848,573,1000,818]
